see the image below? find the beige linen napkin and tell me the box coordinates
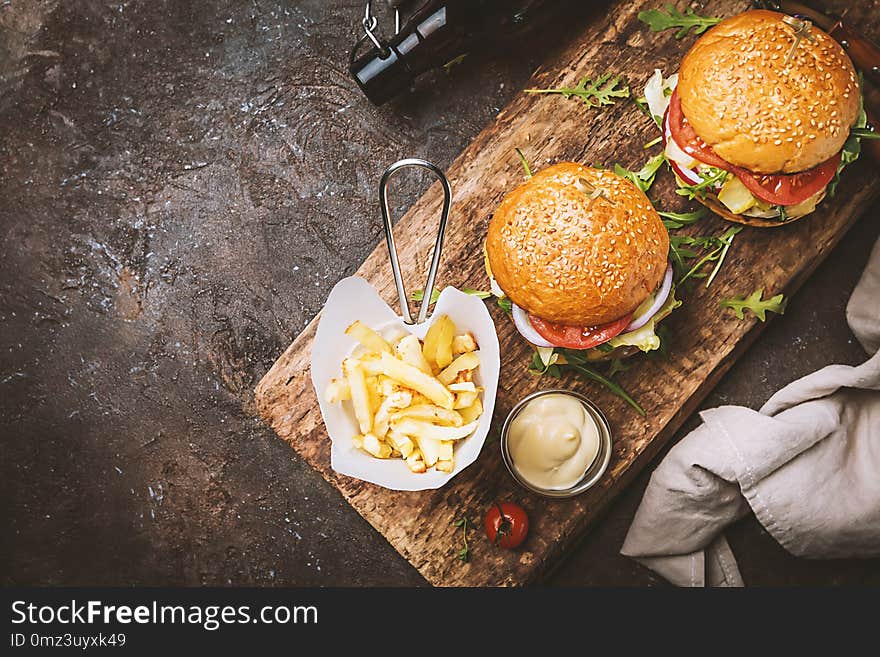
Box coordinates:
[621,238,880,587]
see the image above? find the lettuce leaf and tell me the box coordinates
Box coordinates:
[604,287,681,353]
[828,89,868,197]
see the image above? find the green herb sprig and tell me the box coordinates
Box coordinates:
[515,147,533,178]
[529,348,645,416]
[614,153,666,194]
[442,53,468,74]
[525,72,629,108]
[454,517,473,563]
[829,74,869,197]
[721,289,787,321]
[671,226,742,287]
[850,127,880,140]
[658,207,708,230]
[638,5,721,39]
[675,168,728,200]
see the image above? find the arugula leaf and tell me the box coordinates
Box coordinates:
[638,4,721,39]
[566,362,645,416]
[675,167,728,199]
[515,147,533,178]
[634,95,653,121]
[606,358,630,378]
[675,227,741,286]
[496,296,512,314]
[644,135,663,149]
[525,72,630,108]
[669,233,717,279]
[453,517,472,563]
[668,240,687,279]
[411,288,491,304]
[442,53,468,74]
[850,127,880,140]
[529,348,645,415]
[829,82,868,197]
[721,289,787,321]
[704,227,741,288]
[614,153,666,193]
[659,207,708,230]
[529,349,562,378]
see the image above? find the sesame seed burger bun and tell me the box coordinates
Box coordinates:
[486,162,669,327]
[677,9,860,174]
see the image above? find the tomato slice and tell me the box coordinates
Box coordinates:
[667,89,730,169]
[667,89,839,207]
[736,156,839,206]
[529,312,632,350]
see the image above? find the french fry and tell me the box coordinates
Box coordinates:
[391,404,463,427]
[362,433,392,458]
[331,317,483,474]
[438,440,454,461]
[372,389,413,437]
[345,320,392,354]
[343,359,373,434]
[365,375,382,413]
[406,448,426,473]
[361,352,454,409]
[393,418,479,442]
[412,435,441,466]
[457,397,483,424]
[435,459,454,473]
[387,430,415,459]
[453,391,478,410]
[394,334,432,374]
[378,376,408,399]
[437,351,480,385]
[422,314,455,371]
[410,392,432,406]
[324,377,351,403]
[452,332,478,355]
[412,437,454,467]
[454,369,474,383]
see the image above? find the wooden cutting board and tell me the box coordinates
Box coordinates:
[255,0,880,586]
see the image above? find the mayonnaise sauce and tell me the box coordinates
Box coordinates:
[507,393,600,490]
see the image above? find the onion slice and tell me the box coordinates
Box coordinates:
[644,69,678,123]
[625,263,673,332]
[511,303,556,348]
[663,112,704,186]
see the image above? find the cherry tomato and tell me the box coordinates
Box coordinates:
[484,502,529,549]
[529,313,632,350]
[667,89,839,207]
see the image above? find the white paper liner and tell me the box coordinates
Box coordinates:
[310,276,500,491]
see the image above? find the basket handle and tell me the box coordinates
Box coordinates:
[379,158,452,325]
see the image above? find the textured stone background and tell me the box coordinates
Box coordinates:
[1,0,878,586]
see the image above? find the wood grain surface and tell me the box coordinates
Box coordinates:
[255,0,880,586]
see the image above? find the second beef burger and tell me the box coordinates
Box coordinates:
[661,10,864,226]
[486,162,677,360]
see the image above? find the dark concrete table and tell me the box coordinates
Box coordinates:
[1,0,878,586]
